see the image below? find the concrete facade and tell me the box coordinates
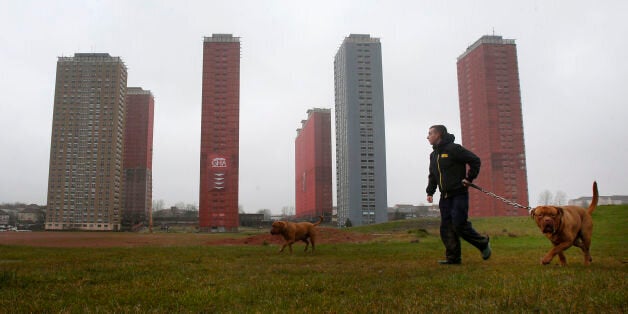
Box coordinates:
[46,53,127,230]
[334,34,388,227]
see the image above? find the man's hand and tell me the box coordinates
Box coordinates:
[462,179,471,187]
[427,195,433,203]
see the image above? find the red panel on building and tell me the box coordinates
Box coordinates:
[199,34,240,232]
[457,36,529,216]
[123,88,154,226]
[295,109,332,221]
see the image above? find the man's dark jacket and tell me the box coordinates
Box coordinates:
[426,133,481,199]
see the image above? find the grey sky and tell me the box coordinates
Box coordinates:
[1,1,627,213]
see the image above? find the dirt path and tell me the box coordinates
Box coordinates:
[0,227,376,248]
[206,227,376,245]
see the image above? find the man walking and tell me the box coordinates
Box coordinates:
[426,125,491,265]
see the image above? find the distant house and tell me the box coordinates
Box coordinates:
[239,214,265,227]
[152,207,198,226]
[0,210,9,226]
[17,207,45,224]
[388,204,439,221]
[569,195,628,207]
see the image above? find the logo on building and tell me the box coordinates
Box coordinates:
[209,155,228,191]
[211,157,227,168]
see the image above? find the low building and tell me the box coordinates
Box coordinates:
[152,207,198,226]
[388,204,440,221]
[239,213,265,228]
[569,195,628,207]
[0,210,9,227]
[17,207,45,224]
[0,208,18,226]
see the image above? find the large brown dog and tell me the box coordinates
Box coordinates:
[270,216,323,253]
[531,181,598,266]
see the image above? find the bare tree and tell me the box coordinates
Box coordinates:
[538,190,553,205]
[152,199,165,211]
[554,190,567,206]
[257,209,272,220]
[281,206,294,217]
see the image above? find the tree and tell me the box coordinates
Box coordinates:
[393,210,405,221]
[152,199,165,211]
[281,206,294,217]
[345,218,353,228]
[257,209,272,220]
[538,190,553,205]
[554,190,567,206]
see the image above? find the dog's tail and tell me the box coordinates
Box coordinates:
[587,181,598,215]
[313,215,323,226]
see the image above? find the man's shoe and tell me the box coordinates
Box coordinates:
[438,260,461,265]
[482,238,492,260]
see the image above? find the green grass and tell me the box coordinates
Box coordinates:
[1,205,626,313]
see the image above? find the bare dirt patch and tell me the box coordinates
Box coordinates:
[0,232,209,248]
[0,227,376,248]
[207,227,376,245]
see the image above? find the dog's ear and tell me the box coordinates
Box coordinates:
[555,207,564,220]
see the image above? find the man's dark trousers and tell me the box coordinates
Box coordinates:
[439,193,489,262]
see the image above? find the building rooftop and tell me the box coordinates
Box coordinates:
[204,34,240,43]
[307,108,331,115]
[127,87,153,96]
[74,53,112,58]
[458,35,516,60]
[58,53,125,66]
[20,207,44,214]
[296,108,331,136]
[344,34,380,44]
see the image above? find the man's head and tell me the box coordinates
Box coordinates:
[427,125,447,145]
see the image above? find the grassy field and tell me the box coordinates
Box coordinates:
[1,205,626,313]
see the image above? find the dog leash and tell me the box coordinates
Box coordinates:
[466,181,533,213]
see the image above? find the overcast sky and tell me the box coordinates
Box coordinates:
[1,1,627,213]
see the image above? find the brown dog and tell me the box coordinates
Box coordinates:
[270,216,323,253]
[531,181,598,266]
